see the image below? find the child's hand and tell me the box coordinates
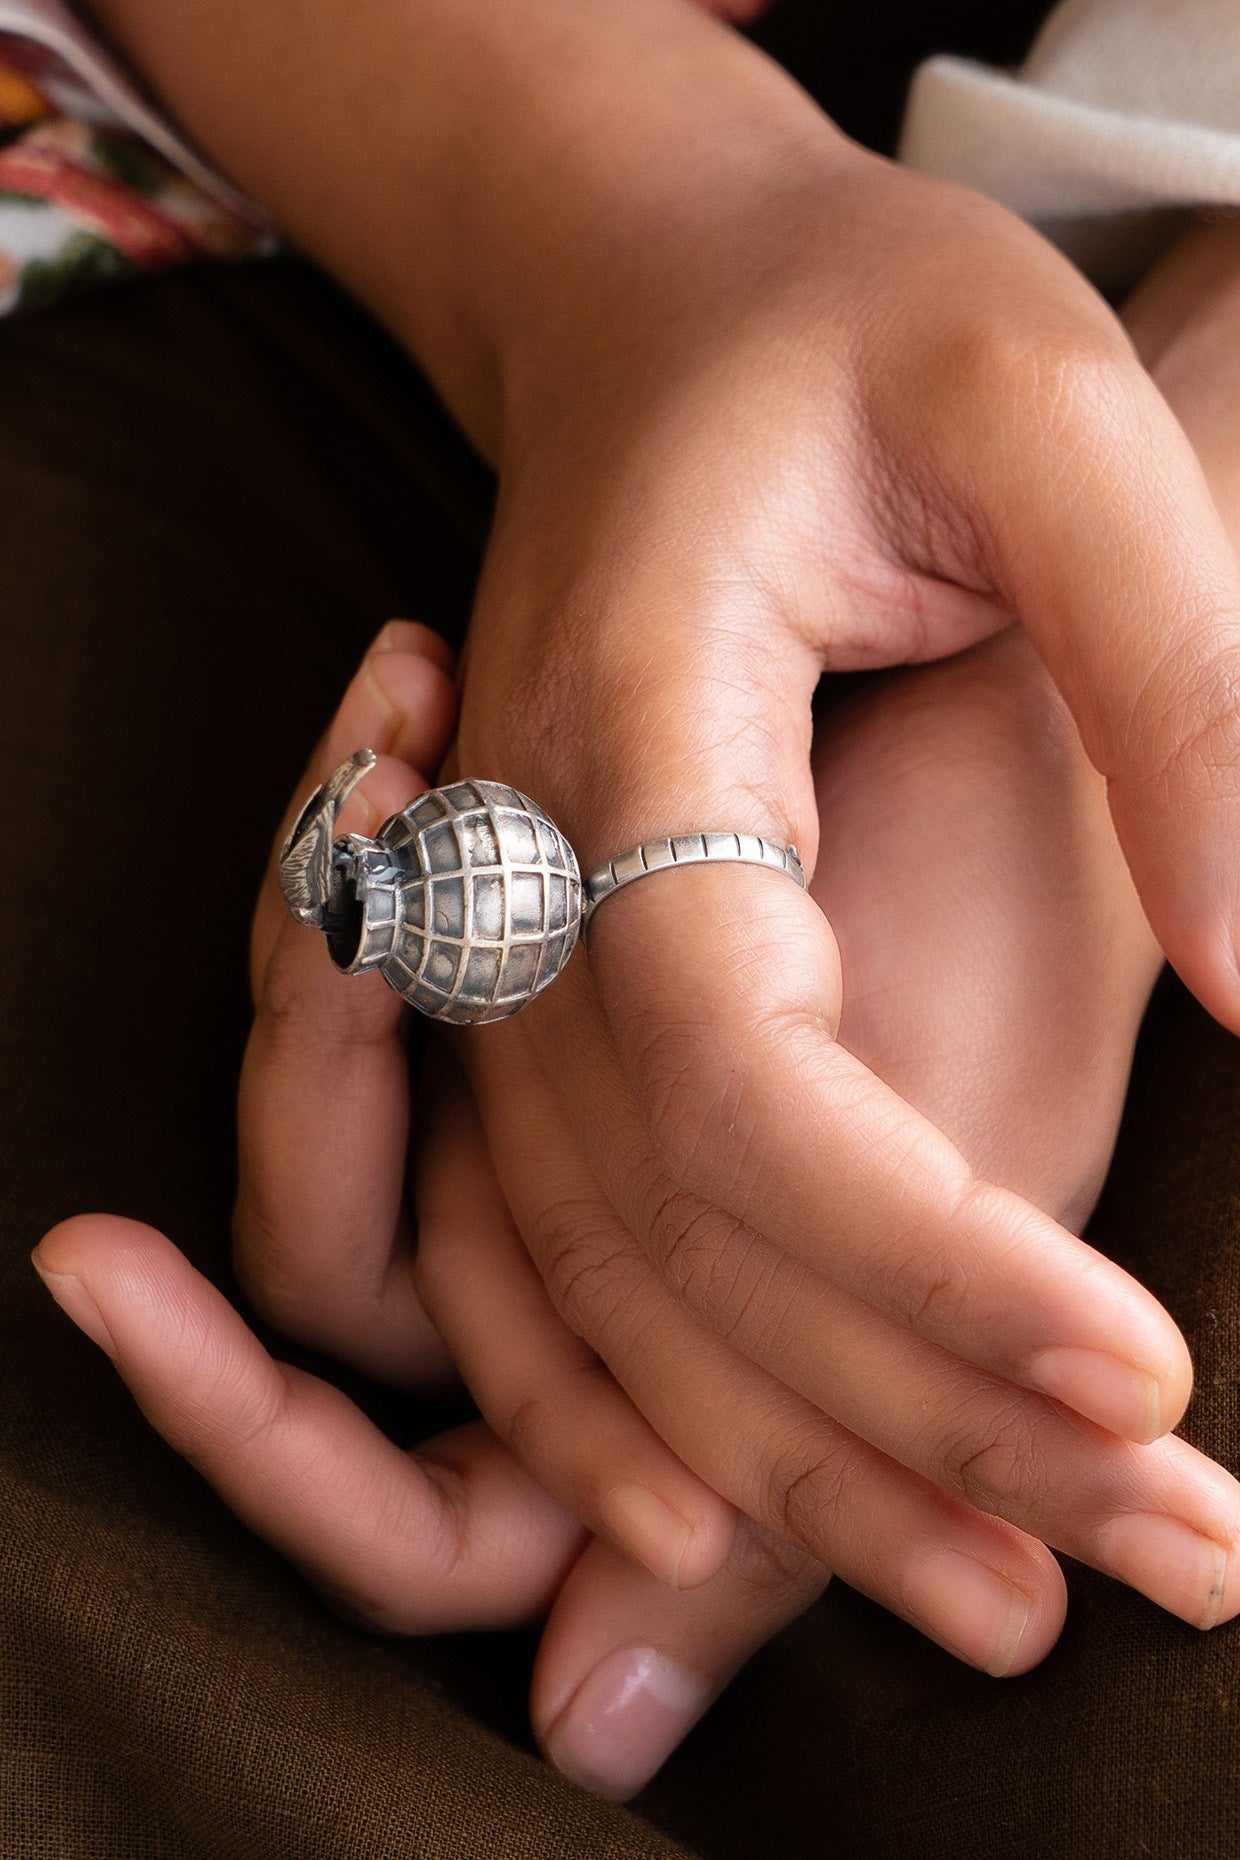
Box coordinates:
[32,625,817,1800]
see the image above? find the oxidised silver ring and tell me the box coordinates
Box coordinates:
[582,833,806,930]
[279,751,582,1026]
[279,751,806,1025]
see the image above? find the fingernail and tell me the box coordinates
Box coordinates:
[369,619,422,656]
[352,624,411,733]
[32,1263,116,1359]
[601,1484,694,1588]
[901,1549,1032,1676]
[1029,1346,1163,1442]
[541,1646,713,1800]
[1096,1513,1231,1630]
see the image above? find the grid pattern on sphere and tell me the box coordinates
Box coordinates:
[378,780,582,1024]
[330,838,403,974]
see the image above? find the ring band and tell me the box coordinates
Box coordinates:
[583,832,806,929]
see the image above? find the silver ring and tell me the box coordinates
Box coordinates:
[280,751,806,1024]
[583,832,806,930]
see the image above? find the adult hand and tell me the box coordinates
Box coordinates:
[446,114,1240,1646]
[65,0,1240,1777]
[33,624,816,1805]
[35,610,1219,1800]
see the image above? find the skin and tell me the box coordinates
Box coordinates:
[36,615,1158,1796]
[36,0,1240,1798]
[39,263,1240,1766]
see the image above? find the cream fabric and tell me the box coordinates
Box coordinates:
[6,0,1239,300]
[900,0,1240,293]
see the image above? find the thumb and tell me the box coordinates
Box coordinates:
[956,339,1240,1034]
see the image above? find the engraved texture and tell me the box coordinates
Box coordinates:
[583,833,806,927]
[278,748,377,927]
[353,778,582,1024]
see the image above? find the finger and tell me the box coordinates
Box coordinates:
[34,1219,815,1808]
[530,1212,1072,1675]
[251,618,456,985]
[482,1045,1240,1634]
[562,876,1193,1446]
[465,1069,1088,1662]
[33,1216,584,1629]
[530,1523,826,1801]
[237,751,450,1385]
[913,329,1240,1037]
[236,623,456,1385]
[471,585,1192,1443]
[414,1059,738,1590]
[706,1244,1240,1631]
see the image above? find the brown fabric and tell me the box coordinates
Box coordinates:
[16,6,1240,1855]
[0,260,689,1859]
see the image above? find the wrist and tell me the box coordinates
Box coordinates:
[456,8,856,468]
[89,0,847,462]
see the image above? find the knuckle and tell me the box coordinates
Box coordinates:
[763,1429,861,1557]
[871,1236,973,1336]
[878,1173,1023,1332]
[1120,626,1240,802]
[174,1351,290,1467]
[503,1389,554,1467]
[641,1179,732,1297]
[501,1357,613,1467]
[306,1450,471,1637]
[530,1196,643,1342]
[936,1394,1049,1518]
[954,314,1128,433]
[640,1177,805,1354]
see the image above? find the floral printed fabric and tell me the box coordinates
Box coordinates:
[0,0,778,322]
[0,10,271,316]
[0,0,759,320]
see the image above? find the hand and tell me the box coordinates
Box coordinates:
[445,84,1240,1649]
[33,625,818,1803]
[92,0,1240,1619]
[47,0,1240,1789]
[34,613,1186,1802]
